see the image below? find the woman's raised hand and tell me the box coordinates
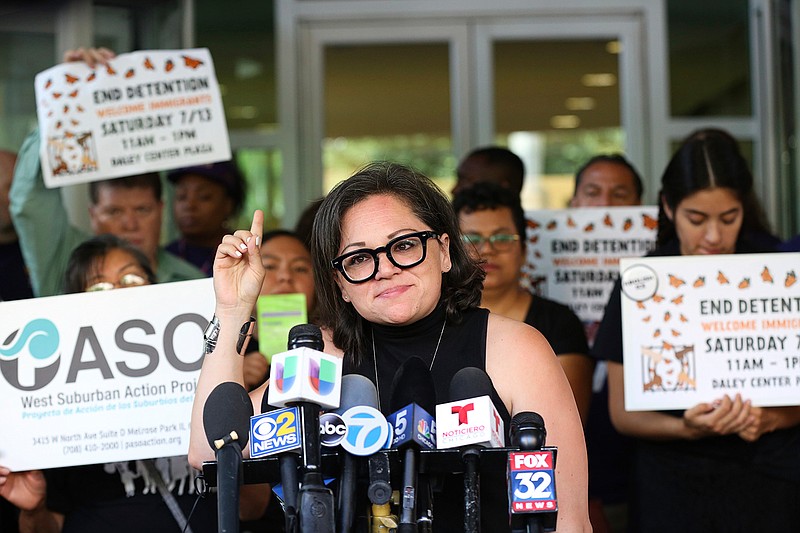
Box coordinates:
[213,210,266,314]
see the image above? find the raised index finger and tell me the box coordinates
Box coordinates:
[250,209,264,246]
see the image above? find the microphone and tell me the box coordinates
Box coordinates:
[436,367,505,533]
[203,381,254,533]
[250,385,301,533]
[508,412,558,533]
[268,324,343,533]
[333,374,381,533]
[387,357,437,533]
[326,374,393,532]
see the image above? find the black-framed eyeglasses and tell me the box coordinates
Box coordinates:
[331,230,440,284]
[460,233,520,252]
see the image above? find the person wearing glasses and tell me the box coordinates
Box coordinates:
[592,129,800,530]
[0,234,228,532]
[9,47,203,298]
[188,162,591,532]
[453,182,592,424]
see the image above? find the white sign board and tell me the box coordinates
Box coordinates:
[35,48,230,187]
[620,253,800,411]
[0,278,214,470]
[523,206,658,323]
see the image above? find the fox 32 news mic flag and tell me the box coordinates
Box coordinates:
[508,412,558,532]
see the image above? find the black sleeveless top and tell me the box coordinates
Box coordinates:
[343,304,514,532]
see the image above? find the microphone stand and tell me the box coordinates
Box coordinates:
[296,402,335,533]
[214,431,243,533]
[462,447,481,533]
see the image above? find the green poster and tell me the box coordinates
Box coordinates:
[256,293,307,362]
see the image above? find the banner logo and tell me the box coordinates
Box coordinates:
[319,412,347,447]
[250,407,301,457]
[0,319,61,391]
[308,357,337,396]
[340,406,390,456]
[274,355,298,392]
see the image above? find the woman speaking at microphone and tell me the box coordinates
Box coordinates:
[188,162,590,532]
[592,128,800,531]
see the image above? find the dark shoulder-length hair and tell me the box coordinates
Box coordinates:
[63,234,157,294]
[657,128,772,247]
[311,162,485,364]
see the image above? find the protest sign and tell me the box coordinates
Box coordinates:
[620,253,800,410]
[255,293,308,362]
[34,48,230,187]
[523,206,658,323]
[0,278,214,470]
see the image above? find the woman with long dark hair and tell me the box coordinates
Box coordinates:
[592,128,800,531]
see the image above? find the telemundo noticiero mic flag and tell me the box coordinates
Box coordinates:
[34,48,231,188]
[0,278,214,470]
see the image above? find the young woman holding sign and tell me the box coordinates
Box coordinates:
[592,128,800,530]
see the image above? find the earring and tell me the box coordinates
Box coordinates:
[342,294,349,302]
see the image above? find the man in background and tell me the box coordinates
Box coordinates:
[0,150,33,301]
[570,153,643,207]
[572,152,643,533]
[9,47,203,297]
[452,145,525,196]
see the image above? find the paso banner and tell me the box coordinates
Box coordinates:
[523,206,658,323]
[620,253,800,411]
[34,48,230,187]
[0,278,214,470]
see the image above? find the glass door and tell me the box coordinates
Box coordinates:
[299,14,646,207]
[474,17,646,209]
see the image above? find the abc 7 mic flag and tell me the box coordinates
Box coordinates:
[320,406,393,456]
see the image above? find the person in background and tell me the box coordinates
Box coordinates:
[242,229,316,391]
[188,162,591,532]
[166,161,246,276]
[452,145,524,196]
[570,152,643,532]
[0,149,33,301]
[0,234,224,533]
[570,153,643,208]
[592,128,800,531]
[453,182,593,424]
[294,197,324,251]
[9,47,203,298]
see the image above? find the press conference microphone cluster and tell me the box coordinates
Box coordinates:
[436,367,505,533]
[202,381,254,533]
[254,323,343,533]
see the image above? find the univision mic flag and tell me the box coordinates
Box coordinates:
[267,347,342,410]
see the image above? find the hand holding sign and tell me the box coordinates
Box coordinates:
[0,466,46,511]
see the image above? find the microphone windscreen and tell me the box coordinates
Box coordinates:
[202,381,254,450]
[510,411,547,448]
[389,356,437,413]
[287,323,324,351]
[333,374,379,415]
[448,366,494,402]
